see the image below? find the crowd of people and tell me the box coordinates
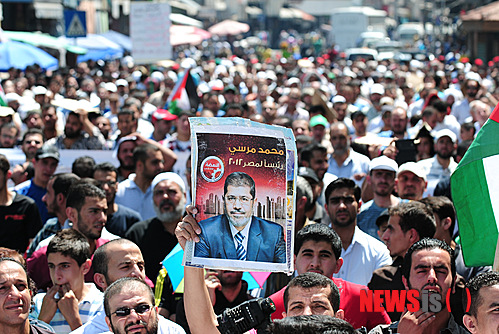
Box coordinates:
[0,45,499,333]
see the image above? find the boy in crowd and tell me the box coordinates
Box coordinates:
[31,229,103,333]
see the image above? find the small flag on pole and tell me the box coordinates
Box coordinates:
[165,68,199,115]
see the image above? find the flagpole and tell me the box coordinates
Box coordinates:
[493,236,499,272]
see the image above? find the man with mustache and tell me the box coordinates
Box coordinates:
[125,172,186,283]
[0,258,54,334]
[193,172,286,263]
[369,239,468,333]
[357,156,400,239]
[368,201,437,321]
[93,163,142,237]
[104,277,185,334]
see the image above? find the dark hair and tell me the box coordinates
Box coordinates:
[133,143,159,166]
[0,154,9,174]
[284,272,340,313]
[52,173,80,197]
[402,238,456,284]
[388,202,436,239]
[300,143,327,164]
[94,162,118,176]
[461,122,476,134]
[324,177,361,203]
[93,239,138,282]
[295,224,342,261]
[22,128,44,143]
[224,172,255,199]
[66,183,105,212]
[419,196,456,235]
[270,315,355,334]
[296,176,314,212]
[457,140,473,159]
[47,229,90,266]
[422,106,437,119]
[118,108,136,120]
[432,100,448,114]
[104,277,154,317]
[72,156,96,178]
[465,272,499,317]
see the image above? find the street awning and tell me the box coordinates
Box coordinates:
[170,13,203,28]
[3,30,87,54]
[279,7,316,21]
[33,2,63,19]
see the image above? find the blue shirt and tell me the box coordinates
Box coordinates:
[327,149,370,187]
[357,200,386,240]
[14,179,51,223]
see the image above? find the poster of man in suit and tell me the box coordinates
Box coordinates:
[184,117,295,273]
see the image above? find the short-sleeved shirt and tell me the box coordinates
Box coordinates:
[0,192,42,253]
[31,283,103,334]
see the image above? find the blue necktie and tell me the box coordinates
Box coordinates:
[235,232,247,261]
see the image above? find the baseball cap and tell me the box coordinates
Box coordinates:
[223,84,239,94]
[369,156,398,173]
[298,167,320,184]
[370,83,385,96]
[116,79,128,87]
[434,129,457,144]
[32,86,48,96]
[398,162,427,182]
[152,109,177,123]
[331,95,347,104]
[35,146,60,162]
[310,115,328,128]
[152,172,186,194]
[0,106,14,117]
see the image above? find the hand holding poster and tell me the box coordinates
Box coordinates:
[183,117,296,274]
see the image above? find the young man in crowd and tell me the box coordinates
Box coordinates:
[31,229,103,333]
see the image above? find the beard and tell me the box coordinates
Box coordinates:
[65,127,80,139]
[110,317,159,334]
[154,196,185,223]
[332,211,355,228]
[436,151,453,160]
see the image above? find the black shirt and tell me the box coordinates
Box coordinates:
[125,217,178,281]
[0,193,42,253]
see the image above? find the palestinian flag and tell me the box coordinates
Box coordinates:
[451,103,499,266]
[165,68,199,116]
[0,81,7,106]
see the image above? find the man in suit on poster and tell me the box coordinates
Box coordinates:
[194,172,286,263]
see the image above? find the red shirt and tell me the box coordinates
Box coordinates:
[269,277,391,330]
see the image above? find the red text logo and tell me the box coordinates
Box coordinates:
[360,290,446,313]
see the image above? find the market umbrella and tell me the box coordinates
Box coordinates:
[58,34,123,62]
[3,30,87,54]
[208,19,250,36]
[99,30,132,51]
[161,244,270,293]
[0,40,58,71]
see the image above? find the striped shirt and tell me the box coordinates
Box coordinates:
[31,283,103,334]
